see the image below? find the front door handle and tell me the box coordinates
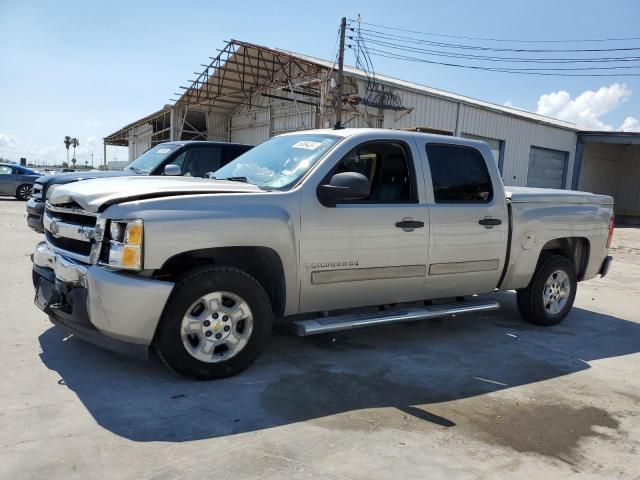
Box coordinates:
[395,220,425,229]
[478,218,502,226]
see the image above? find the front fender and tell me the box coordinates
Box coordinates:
[102,192,301,314]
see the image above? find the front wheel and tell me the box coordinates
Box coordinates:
[16,184,33,201]
[516,254,577,326]
[155,266,274,379]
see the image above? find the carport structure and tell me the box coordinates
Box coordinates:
[104,40,343,161]
[575,132,640,225]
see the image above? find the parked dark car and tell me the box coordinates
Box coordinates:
[26,140,253,232]
[0,163,41,200]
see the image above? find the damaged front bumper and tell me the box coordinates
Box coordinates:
[32,241,174,359]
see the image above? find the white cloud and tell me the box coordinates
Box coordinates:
[536,83,632,130]
[83,120,101,127]
[0,133,17,149]
[619,116,640,132]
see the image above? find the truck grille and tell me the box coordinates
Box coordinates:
[44,202,104,264]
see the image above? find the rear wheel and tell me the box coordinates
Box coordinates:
[16,184,32,201]
[517,254,577,326]
[155,266,273,379]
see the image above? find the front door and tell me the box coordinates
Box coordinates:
[299,139,429,313]
[0,165,15,195]
[421,142,509,298]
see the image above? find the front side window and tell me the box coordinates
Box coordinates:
[329,142,415,203]
[426,144,493,203]
[214,134,340,190]
[183,148,222,177]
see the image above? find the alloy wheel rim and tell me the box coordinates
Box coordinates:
[180,291,253,363]
[542,269,570,315]
[19,185,32,198]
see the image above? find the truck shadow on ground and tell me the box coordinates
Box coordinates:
[38,292,640,443]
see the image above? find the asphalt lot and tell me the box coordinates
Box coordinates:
[0,197,639,480]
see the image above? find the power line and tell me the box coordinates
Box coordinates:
[354,27,640,53]
[356,46,640,77]
[357,36,640,64]
[350,19,640,44]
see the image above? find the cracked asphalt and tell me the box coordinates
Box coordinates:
[1,198,639,479]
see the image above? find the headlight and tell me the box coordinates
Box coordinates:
[105,219,143,271]
[44,184,57,200]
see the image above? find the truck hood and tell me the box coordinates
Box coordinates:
[505,186,614,205]
[48,176,264,212]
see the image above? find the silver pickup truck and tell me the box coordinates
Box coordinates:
[32,128,615,379]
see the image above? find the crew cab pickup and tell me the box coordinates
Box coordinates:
[26,140,252,232]
[31,128,614,379]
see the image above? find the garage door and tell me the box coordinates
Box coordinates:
[527,146,568,189]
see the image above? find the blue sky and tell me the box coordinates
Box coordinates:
[0,0,638,165]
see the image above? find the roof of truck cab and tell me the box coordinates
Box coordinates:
[160,140,253,147]
[280,127,485,144]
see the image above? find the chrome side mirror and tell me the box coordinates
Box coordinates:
[164,164,181,176]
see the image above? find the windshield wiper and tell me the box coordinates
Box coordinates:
[126,166,142,174]
[217,176,249,183]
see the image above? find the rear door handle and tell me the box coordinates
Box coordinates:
[395,220,425,229]
[478,218,502,226]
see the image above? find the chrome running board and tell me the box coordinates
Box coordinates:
[292,299,500,336]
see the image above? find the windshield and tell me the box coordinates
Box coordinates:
[213,134,340,189]
[124,144,179,174]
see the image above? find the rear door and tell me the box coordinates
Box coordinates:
[422,141,508,298]
[299,138,429,312]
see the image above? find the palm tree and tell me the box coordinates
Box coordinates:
[70,138,79,167]
[63,136,71,164]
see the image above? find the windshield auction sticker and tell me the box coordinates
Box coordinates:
[156,148,171,154]
[292,141,322,150]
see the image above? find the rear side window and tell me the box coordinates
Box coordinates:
[426,144,493,203]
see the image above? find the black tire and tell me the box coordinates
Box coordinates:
[155,266,273,380]
[16,184,32,201]
[516,254,577,326]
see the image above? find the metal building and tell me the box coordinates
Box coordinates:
[103,39,639,220]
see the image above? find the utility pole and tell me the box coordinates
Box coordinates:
[335,16,347,128]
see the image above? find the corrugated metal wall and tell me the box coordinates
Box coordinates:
[579,143,640,222]
[616,145,640,215]
[578,143,622,196]
[206,112,229,141]
[458,106,576,187]
[230,109,270,145]
[186,75,580,189]
[127,123,152,161]
[381,89,577,188]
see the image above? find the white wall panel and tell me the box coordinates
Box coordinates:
[230,109,270,145]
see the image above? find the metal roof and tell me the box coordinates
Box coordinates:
[104,106,171,145]
[105,39,581,143]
